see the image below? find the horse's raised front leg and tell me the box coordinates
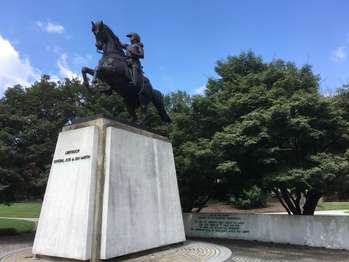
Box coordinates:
[91,65,101,86]
[81,67,94,88]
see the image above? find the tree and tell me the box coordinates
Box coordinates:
[1,52,348,216]
[0,77,131,203]
[208,52,349,215]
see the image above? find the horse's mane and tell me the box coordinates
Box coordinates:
[103,24,124,54]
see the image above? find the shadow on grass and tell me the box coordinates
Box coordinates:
[0,219,34,237]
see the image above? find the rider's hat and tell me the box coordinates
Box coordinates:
[126,32,141,42]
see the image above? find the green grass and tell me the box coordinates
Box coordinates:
[0,202,42,218]
[317,201,349,211]
[0,218,34,235]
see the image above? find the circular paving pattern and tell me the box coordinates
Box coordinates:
[126,241,232,262]
[0,241,232,262]
[3,240,349,262]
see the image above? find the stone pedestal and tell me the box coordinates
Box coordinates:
[32,116,186,261]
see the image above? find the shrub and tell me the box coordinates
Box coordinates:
[230,185,267,209]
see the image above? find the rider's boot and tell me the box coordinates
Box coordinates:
[129,65,138,86]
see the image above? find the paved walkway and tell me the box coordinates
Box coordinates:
[0,217,38,223]
[212,238,349,261]
[0,217,37,260]
[0,233,34,259]
[265,210,349,216]
[1,237,349,261]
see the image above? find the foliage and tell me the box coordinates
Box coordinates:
[0,76,146,203]
[229,185,267,209]
[1,52,349,216]
[172,51,349,214]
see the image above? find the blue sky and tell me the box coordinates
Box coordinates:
[0,0,349,96]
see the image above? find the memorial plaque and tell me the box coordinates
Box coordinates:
[190,213,250,234]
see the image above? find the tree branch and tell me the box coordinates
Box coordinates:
[273,188,291,215]
[280,187,300,215]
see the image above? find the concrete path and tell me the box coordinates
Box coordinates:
[0,217,38,259]
[214,238,349,261]
[264,210,349,215]
[2,238,349,261]
[0,233,34,260]
[315,210,349,215]
[0,217,38,222]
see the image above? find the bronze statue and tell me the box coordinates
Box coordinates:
[82,21,171,124]
[122,33,144,86]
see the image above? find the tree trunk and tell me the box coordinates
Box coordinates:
[302,190,322,215]
[275,187,322,215]
[280,188,301,215]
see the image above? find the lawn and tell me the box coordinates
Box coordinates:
[0,202,42,218]
[317,201,349,211]
[0,218,34,235]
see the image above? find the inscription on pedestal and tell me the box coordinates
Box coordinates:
[190,214,249,234]
[53,148,90,164]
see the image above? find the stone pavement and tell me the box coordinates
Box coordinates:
[1,236,349,261]
[209,238,349,261]
[0,233,34,259]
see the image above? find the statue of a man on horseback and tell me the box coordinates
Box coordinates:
[82,21,171,124]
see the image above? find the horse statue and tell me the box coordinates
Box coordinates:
[82,21,171,124]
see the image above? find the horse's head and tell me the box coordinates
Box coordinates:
[91,21,106,52]
[91,21,123,55]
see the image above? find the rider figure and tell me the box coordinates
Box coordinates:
[122,33,144,86]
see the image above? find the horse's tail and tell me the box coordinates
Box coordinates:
[151,89,172,123]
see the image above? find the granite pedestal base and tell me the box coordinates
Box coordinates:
[32,117,186,260]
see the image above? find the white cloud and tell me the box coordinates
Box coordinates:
[45,45,63,54]
[0,35,40,94]
[36,21,64,34]
[57,53,80,79]
[49,74,60,83]
[331,46,346,62]
[194,84,206,95]
[72,54,92,66]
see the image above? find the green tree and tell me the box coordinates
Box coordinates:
[0,76,130,203]
[169,52,349,214]
[209,52,349,215]
[1,52,349,217]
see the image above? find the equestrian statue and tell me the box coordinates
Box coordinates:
[82,21,171,123]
